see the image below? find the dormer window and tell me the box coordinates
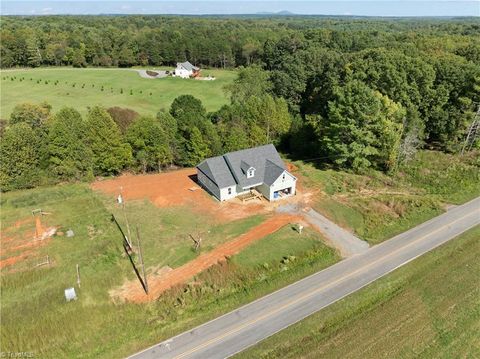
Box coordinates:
[247,168,255,178]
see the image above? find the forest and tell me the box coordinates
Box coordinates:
[1,16,479,191]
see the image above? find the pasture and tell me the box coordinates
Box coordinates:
[0,67,236,118]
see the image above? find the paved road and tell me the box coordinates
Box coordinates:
[129,197,480,359]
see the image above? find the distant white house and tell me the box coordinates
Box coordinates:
[196,144,297,202]
[174,61,200,78]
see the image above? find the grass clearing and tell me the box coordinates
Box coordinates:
[296,150,479,243]
[236,225,480,359]
[0,183,340,358]
[0,67,235,118]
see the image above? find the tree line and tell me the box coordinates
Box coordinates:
[1,16,479,69]
[0,70,291,191]
[1,16,479,190]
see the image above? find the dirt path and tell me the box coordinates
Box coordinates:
[112,213,300,303]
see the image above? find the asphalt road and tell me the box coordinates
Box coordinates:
[129,197,480,359]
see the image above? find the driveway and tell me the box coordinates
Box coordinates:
[276,203,369,257]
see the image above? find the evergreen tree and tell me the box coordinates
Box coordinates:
[10,102,51,128]
[85,106,132,175]
[47,108,93,180]
[0,123,41,191]
[182,126,209,167]
[308,80,404,171]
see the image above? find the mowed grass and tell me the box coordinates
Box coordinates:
[0,67,236,118]
[236,225,480,359]
[0,183,339,358]
[296,150,480,243]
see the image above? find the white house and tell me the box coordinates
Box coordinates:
[174,61,200,78]
[196,144,297,202]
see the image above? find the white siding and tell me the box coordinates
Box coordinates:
[219,186,237,201]
[174,68,191,78]
[268,171,296,201]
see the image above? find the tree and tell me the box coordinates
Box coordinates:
[169,95,207,131]
[182,126,209,166]
[107,107,140,134]
[308,80,404,172]
[156,109,179,160]
[10,102,51,128]
[47,108,93,180]
[117,46,136,67]
[84,106,132,175]
[126,116,173,172]
[246,94,292,144]
[0,123,41,191]
[224,65,272,104]
[26,36,42,67]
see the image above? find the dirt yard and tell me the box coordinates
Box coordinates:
[92,168,308,222]
[111,213,303,303]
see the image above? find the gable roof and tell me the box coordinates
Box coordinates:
[197,155,236,188]
[177,61,199,72]
[197,144,288,189]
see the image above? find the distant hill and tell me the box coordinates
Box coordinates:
[255,10,296,16]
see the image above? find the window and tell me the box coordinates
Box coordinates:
[282,174,286,181]
[247,168,255,178]
[228,187,232,195]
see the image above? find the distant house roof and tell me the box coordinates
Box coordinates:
[177,61,199,72]
[197,144,288,190]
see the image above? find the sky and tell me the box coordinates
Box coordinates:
[1,1,479,17]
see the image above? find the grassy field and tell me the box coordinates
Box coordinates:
[0,183,339,358]
[296,150,480,243]
[236,225,480,359]
[0,67,236,118]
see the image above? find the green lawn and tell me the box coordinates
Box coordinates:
[236,225,480,359]
[0,183,340,358]
[0,67,236,118]
[296,150,480,243]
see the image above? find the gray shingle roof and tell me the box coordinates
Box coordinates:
[197,155,236,188]
[178,61,199,72]
[197,144,287,190]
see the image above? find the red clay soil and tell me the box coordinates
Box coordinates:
[0,217,52,270]
[91,168,267,222]
[112,213,300,303]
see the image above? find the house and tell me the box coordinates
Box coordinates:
[174,61,200,78]
[196,144,297,202]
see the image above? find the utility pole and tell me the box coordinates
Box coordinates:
[118,186,133,250]
[135,226,148,294]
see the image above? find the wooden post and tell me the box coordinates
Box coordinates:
[76,264,81,288]
[135,227,148,294]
